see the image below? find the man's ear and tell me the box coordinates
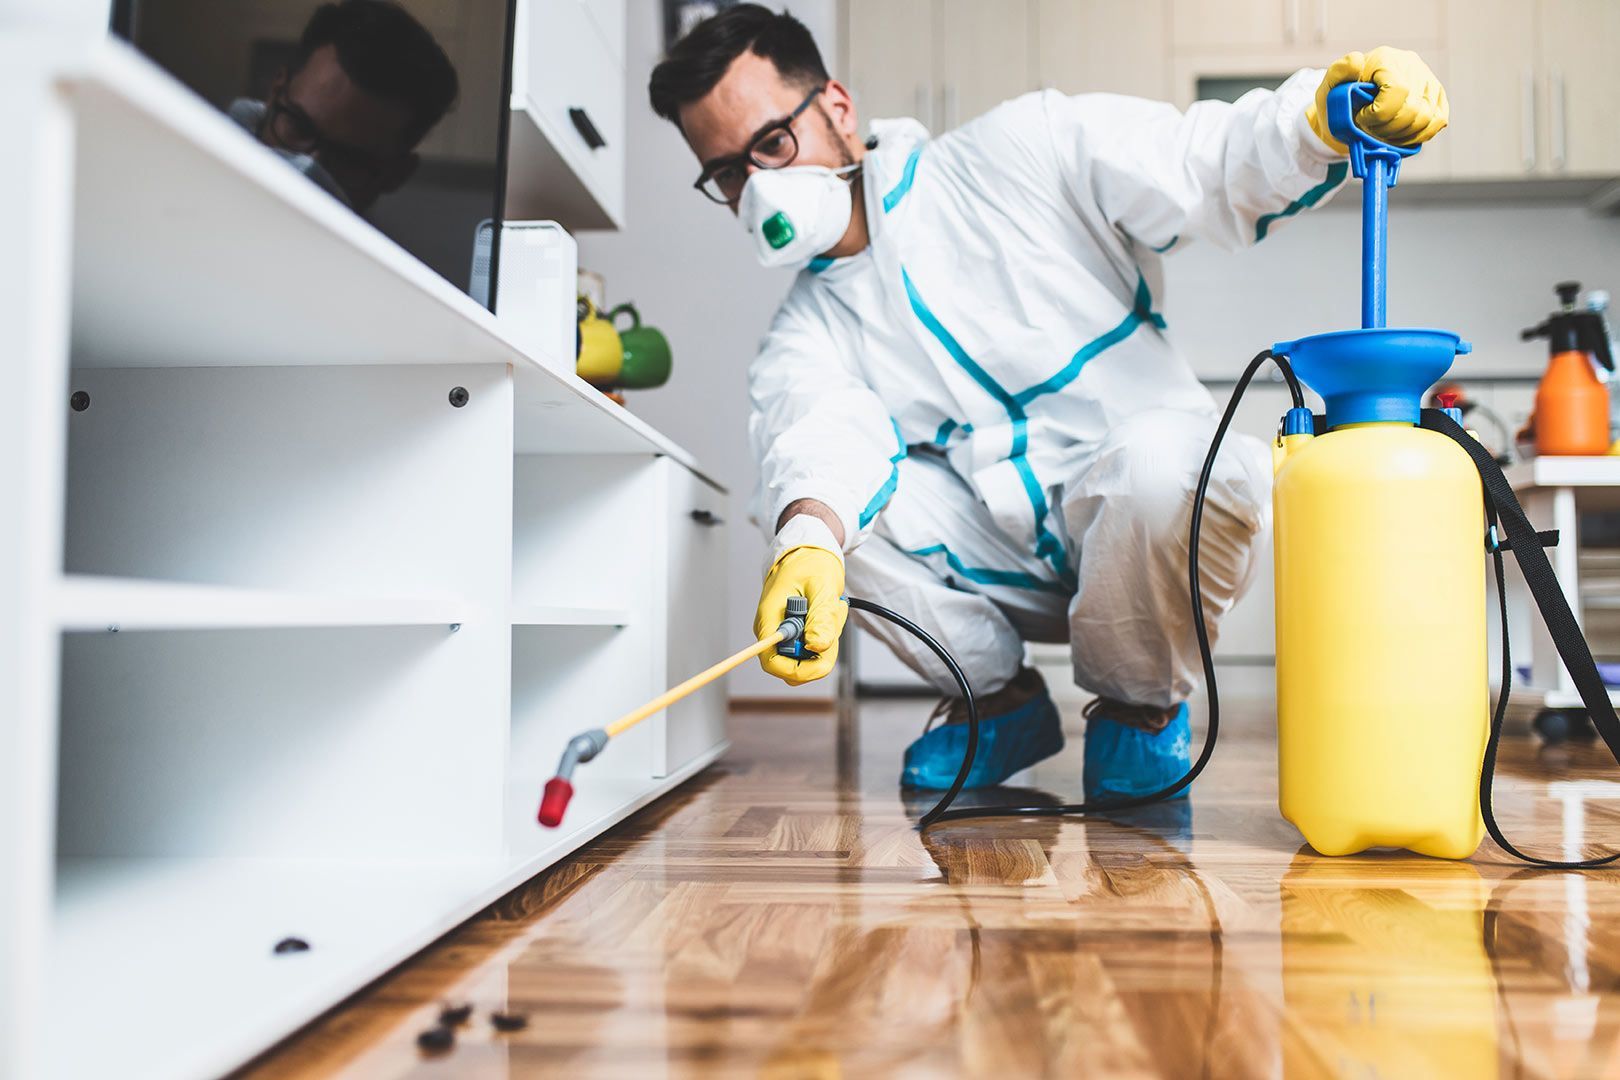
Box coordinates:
[821,78,860,141]
[380,151,419,193]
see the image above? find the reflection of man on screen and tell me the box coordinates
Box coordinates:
[227,0,459,212]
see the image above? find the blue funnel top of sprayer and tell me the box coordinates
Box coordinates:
[1272,82,1470,428]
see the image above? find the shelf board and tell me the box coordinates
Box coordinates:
[48,741,729,1080]
[50,37,699,468]
[49,855,510,1080]
[1505,456,1620,490]
[511,603,631,627]
[54,575,466,632]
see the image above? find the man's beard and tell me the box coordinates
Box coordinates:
[818,103,856,167]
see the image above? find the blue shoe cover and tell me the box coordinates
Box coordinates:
[901,691,1064,790]
[1083,702,1192,802]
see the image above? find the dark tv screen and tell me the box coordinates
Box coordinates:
[112,0,516,308]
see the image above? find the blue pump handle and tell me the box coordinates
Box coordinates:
[1326,82,1421,330]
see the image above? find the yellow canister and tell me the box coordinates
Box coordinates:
[1273,422,1487,859]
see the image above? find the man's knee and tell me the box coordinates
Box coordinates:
[1087,409,1269,541]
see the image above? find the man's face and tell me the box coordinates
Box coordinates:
[263,44,419,211]
[678,50,861,212]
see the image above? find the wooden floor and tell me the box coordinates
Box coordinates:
[241,694,1620,1078]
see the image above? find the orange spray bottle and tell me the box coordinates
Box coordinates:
[1525,281,1615,456]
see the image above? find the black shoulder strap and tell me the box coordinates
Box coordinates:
[1420,409,1620,867]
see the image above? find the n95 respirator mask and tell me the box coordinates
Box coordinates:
[738,163,858,270]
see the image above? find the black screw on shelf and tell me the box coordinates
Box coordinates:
[448,386,470,408]
[416,1024,455,1053]
[272,936,311,955]
[70,391,90,412]
[448,623,461,633]
[438,1002,473,1026]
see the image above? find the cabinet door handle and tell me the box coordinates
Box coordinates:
[1551,70,1567,171]
[1522,70,1538,172]
[944,84,958,130]
[1315,0,1327,41]
[569,107,607,150]
[690,509,725,527]
[915,84,932,130]
[1284,0,1300,42]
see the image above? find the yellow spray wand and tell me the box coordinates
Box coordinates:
[537,598,808,827]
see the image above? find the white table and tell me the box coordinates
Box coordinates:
[1501,457,1620,731]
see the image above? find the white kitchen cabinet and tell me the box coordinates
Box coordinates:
[1170,0,1290,52]
[937,0,1037,128]
[1171,0,1440,53]
[1445,0,1537,179]
[847,0,937,128]
[1,34,724,1080]
[1540,0,1620,177]
[1315,0,1443,51]
[507,0,627,229]
[1445,0,1620,181]
[1037,0,1172,100]
[655,458,730,777]
[846,0,1036,134]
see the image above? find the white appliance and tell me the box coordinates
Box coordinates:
[470,219,578,377]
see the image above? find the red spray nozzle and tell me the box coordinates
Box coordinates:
[538,777,574,828]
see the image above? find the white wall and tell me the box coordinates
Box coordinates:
[575,0,840,698]
[584,0,1620,699]
[1168,199,1620,381]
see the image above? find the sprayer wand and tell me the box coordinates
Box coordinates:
[537,598,813,827]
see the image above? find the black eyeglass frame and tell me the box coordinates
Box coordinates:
[262,91,393,179]
[692,85,826,205]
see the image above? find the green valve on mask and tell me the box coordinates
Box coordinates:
[762,211,796,250]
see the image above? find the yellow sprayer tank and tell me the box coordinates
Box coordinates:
[1273,418,1487,858]
[1269,83,1486,858]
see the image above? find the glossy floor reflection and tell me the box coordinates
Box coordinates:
[240,697,1620,1078]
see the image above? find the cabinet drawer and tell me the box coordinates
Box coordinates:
[658,460,729,777]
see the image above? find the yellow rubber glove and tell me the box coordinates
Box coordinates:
[1307,46,1449,154]
[754,544,848,686]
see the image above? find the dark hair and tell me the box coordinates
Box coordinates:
[292,0,460,145]
[649,4,828,126]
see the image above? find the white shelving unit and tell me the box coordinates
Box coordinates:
[0,33,728,1080]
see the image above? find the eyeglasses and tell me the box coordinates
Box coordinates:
[693,85,824,205]
[262,92,390,180]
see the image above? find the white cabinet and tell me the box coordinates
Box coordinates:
[1,35,723,1080]
[507,0,627,229]
[937,0,1036,129]
[1169,0,1289,52]
[1170,0,1441,53]
[846,0,1037,133]
[1037,0,1171,101]
[1447,0,1620,180]
[655,459,730,777]
[1445,0,1538,179]
[1540,0,1620,177]
[849,0,1619,186]
[846,0,934,126]
[1316,0,1443,51]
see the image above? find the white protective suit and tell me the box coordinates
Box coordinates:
[748,71,1349,708]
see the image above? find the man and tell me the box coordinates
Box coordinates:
[227,0,459,212]
[649,7,1447,798]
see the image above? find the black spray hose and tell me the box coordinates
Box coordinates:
[846,597,979,829]
[906,350,1301,830]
